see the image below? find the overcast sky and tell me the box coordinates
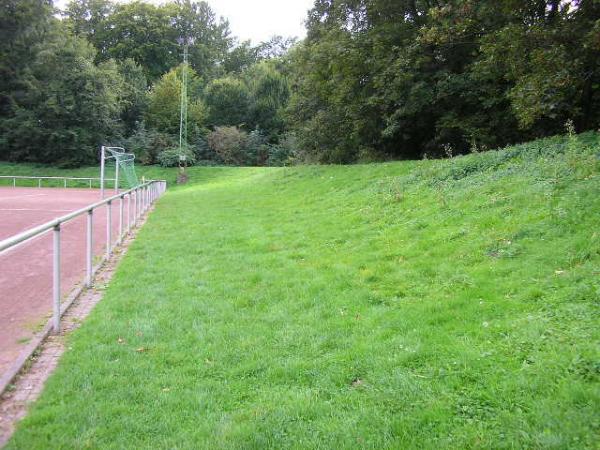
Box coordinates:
[54,0,314,45]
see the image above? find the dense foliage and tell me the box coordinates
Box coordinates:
[0,0,598,166]
[288,0,600,162]
[0,0,291,166]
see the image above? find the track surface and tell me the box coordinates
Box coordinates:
[0,187,124,376]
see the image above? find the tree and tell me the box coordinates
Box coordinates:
[145,65,207,138]
[63,0,114,56]
[287,0,600,162]
[118,58,148,134]
[223,40,259,74]
[204,77,251,128]
[255,35,297,59]
[64,0,233,82]
[476,1,600,133]
[2,22,125,165]
[99,1,179,81]
[0,0,54,137]
[245,62,290,140]
[171,0,233,82]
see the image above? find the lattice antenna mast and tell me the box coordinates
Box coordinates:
[179,44,189,161]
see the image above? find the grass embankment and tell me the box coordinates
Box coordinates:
[6,133,600,448]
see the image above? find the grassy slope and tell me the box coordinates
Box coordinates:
[6,133,600,449]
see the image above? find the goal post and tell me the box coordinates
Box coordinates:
[100,146,139,198]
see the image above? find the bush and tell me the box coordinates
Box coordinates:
[207,126,249,165]
[125,122,177,165]
[156,146,197,167]
[266,133,298,166]
[245,129,269,165]
[191,136,222,163]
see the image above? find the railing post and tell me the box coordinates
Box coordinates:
[127,194,131,233]
[13,177,15,188]
[134,189,139,224]
[64,178,67,188]
[115,159,119,194]
[118,195,124,244]
[38,179,41,188]
[86,210,93,287]
[53,224,61,333]
[106,200,112,258]
[100,146,106,198]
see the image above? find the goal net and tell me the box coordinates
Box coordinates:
[101,146,139,195]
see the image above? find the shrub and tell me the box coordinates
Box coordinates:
[125,122,177,165]
[245,129,269,166]
[207,126,249,165]
[266,133,298,166]
[156,146,197,167]
[192,136,222,164]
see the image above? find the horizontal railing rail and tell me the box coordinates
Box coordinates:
[0,175,116,188]
[0,179,167,333]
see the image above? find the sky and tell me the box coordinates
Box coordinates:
[54,0,314,45]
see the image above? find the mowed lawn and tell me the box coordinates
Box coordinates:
[6,133,600,449]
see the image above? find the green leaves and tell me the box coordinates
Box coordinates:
[64,0,233,82]
[204,77,252,128]
[288,0,600,162]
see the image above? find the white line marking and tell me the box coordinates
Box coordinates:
[0,208,73,212]
[0,194,47,201]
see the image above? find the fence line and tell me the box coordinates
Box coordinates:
[0,175,116,189]
[0,179,167,333]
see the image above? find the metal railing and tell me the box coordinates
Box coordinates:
[0,175,116,189]
[0,179,167,333]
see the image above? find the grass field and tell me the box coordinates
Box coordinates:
[3,132,600,448]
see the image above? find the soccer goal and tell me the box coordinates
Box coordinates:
[100,146,140,198]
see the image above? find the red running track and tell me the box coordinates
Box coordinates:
[0,187,126,376]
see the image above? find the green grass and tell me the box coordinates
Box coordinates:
[0,161,177,188]
[5,133,600,448]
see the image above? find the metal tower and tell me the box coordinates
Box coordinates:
[179,44,188,158]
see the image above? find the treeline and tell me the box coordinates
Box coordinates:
[289,0,600,162]
[0,0,295,167]
[1,1,598,167]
